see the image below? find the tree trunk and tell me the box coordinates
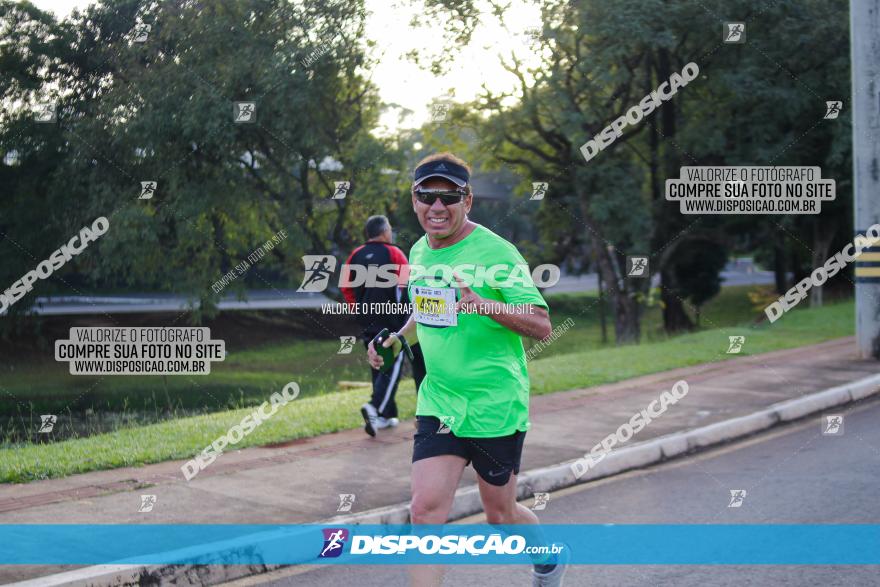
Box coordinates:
[574,168,642,343]
[596,254,608,344]
[595,242,641,344]
[651,47,693,334]
[773,240,789,294]
[655,235,696,334]
[810,220,837,307]
[614,293,642,343]
[660,265,695,333]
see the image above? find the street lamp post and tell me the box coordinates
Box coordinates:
[850,0,880,359]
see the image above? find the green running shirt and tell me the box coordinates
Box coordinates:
[408,224,549,437]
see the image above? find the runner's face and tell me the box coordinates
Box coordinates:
[412,177,472,239]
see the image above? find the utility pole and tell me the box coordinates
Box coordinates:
[850,0,880,359]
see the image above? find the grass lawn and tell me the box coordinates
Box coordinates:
[0,286,762,428]
[0,285,854,483]
[0,337,367,417]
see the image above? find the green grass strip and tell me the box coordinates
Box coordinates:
[0,299,853,483]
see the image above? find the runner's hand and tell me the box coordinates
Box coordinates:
[453,273,485,314]
[367,334,402,369]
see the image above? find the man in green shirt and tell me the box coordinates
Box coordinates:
[368,153,568,586]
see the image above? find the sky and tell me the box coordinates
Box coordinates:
[31,0,543,134]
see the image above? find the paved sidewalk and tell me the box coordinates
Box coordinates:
[1,337,876,583]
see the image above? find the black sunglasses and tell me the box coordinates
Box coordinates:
[413,188,468,206]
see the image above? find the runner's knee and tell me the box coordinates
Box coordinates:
[483,499,517,524]
[410,490,452,524]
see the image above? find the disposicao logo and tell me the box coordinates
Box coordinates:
[319,528,349,558]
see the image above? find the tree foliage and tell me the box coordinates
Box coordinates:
[449,0,851,341]
[1,0,406,325]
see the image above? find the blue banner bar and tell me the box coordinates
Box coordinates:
[2,524,879,565]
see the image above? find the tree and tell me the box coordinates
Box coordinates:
[1,0,399,326]
[671,239,728,326]
[440,0,852,340]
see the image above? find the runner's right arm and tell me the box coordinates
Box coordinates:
[367,243,419,369]
[367,314,418,369]
[396,314,418,346]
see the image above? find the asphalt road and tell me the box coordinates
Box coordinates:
[223,397,880,587]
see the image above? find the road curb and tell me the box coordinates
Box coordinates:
[13,372,880,587]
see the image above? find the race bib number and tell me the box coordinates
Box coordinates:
[412,285,457,327]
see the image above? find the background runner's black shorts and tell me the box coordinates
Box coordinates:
[412,415,526,486]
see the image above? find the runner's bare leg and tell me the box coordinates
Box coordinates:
[478,473,555,566]
[408,454,467,587]
[477,472,537,525]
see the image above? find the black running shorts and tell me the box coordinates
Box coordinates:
[412,415,526,486]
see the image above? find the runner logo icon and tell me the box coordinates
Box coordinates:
[822,414,844,435]
[824,101,843,119]
[727,336,745,354]
[140,181,156,200]
[724,22,745,43]
[627,256,648,277]
[436,416,455,434]
[332,181,350,199]
[319,528,349,558]
[531,492,550,510]
[38,414,57,433]
[138,494,157,512]
[337,494,355,512]
[530,182,548,200]
[298,255,338,292]
[337,336,356,354]
[728,489,747,508]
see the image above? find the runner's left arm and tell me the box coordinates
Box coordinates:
[451,241,552,339]
[453,274,551,340]
[481,303,551,340]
